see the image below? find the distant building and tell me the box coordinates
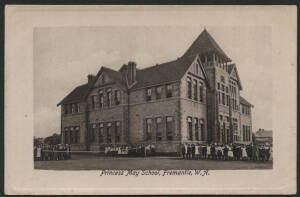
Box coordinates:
[255,129,273,146]
[57,29,254,153]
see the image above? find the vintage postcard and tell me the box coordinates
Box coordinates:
[4,5,297,195]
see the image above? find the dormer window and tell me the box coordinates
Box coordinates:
[156,86,162,99]
[166,84,173,98]
[146,88,152,101]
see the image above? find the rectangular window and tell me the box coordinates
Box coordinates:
[219,115,223,121]
[115,121,121,143]
[193,79,198,101]
[99,90,104,108]
[200,120,205,141]
[166,84,173,98]
[156,117,163,141]
[146,88,152,101]
[75,103,79,113]
[70,127,74,144]
[75,126,80,143]
[187,117,193,140]
[99,123,104,143]
[187,77,192,99]
[199,83,204,102]
[156,86,162,100]
[218,91,221,104]
[222,93,225,105]
[146,119,152,140]
[226,95,230,106]
[217,83,220,90]
[222,84,225,91]
[115,90,121,105]
[107,123,112,143]
[68,104,72,114]
[194,118,199,141]
[91,96,96,109]
[89,124,96,143]
[71,104,75,113]
[64,128,69,144]
[64,105,68,114]
[107,88,112,107]
[166,116,174,141]
[226,87,228,93]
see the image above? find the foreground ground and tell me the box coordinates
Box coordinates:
[34,154,273,170]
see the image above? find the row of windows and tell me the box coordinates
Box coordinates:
[64,126,80,144]
[64,103,80,115]
[242,125,251,141]
[90,88,121,110]
[145,116,174,141]
[187,77,205,102]
[146,84,173,101]
[187,117,205,141]
[88,121,121,144]
[242,104,251,115]
[217,82,229,93]
[217,91,230,106]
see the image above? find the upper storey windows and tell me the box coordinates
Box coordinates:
[186,76,205,103]
[241,104,251,115]
[89,87,122,111]
[145,83,175,102]
[63,103,80,115]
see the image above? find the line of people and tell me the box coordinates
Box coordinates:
[102,144,156,157]
[180,143,272,162]
[34,144,71,161]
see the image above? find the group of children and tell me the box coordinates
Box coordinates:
[102,144,156,157]
[180,143,272,162]
[34,144,71,161]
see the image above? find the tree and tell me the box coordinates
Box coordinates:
[44,133,61,145]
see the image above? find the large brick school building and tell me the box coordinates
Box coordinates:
[57,29,253,153]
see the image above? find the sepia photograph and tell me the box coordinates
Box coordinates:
[33,26,273,170]
[5,5,296,195]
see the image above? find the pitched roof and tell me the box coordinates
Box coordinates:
[132,55,199,89]
[57,83,89,106]
[240,96,253,107]
[57,67,125,106]
[255,130,272,138]
[182,29,231,61]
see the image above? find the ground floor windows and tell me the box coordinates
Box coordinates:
[194,118,199,141]
[146,119,152,140]
[243,125,251,141]
[64,126,80,144]
[115,121,121,143]
[166,116,174,141]
[187,117,193,140]
[156,117,163,141]
[144,116,175,141]
[106,123,112,143]
[99,123,104,143]
[86,121,122,144]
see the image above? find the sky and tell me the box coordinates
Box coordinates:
[34,26,272,138]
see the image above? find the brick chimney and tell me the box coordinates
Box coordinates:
[119,62,136,87]
[88,74,96,84]
[127,61,137,86]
